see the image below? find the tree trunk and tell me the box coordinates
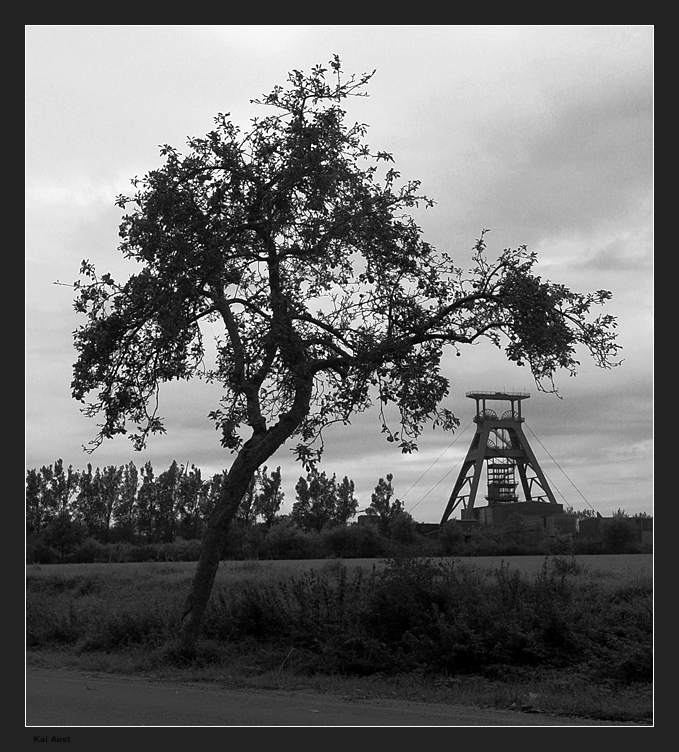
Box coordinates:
[177,454,256,651]
[176,389,312,652]
[179,371,313,655]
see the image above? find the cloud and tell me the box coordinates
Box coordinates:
[26,176,128,210]
[572,227,653,273]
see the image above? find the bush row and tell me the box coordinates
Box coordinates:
[201,556,653,684]
[26,517,649,565]
[26,555,653,687]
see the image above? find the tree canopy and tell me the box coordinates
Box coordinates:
[366,473,406,536]
[72,56,618,464]
[292,469,358,532]
[69,57,620,648]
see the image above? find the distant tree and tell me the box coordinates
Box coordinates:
[25,468,47,535]
[73,463,104,536]
[36,465,59,526]
[334,475,358,525]
[156,460,189,543]
[136,461,157,543]
[292,470,337,532]
[52,460,79,514]
[291,469,357,532]
[199,472,224,528]
[176,464,205,540]
[366,473,404,536]
[43,511,86,563]
[564,505,597,521]
[253,465,285,528]
[37,460,78,521]
[98,464,123,543]
[68,58,621,649]
[113,461,139,542]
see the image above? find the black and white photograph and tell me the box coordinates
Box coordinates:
[26,25,653,728]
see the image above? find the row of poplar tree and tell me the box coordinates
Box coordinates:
[25,459,409,548]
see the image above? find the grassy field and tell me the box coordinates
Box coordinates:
[26,554,653,724]
[26,552,652,584]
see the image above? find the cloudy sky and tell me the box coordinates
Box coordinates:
[25,25,653,521]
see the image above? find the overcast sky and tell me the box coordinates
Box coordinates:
[25,25,653,521]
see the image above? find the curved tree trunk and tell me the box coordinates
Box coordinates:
[177,382,313,652]
[177,454,258,651]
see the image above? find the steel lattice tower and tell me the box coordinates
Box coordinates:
[440,391,557,525]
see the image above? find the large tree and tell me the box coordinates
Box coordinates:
[70,58,619,650]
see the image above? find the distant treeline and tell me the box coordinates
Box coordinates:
[25,460,650,564]
[25,460,416,563]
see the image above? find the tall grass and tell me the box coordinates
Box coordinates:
[27,556,652,689]
[26,566,185,652]
[198,556,652,684]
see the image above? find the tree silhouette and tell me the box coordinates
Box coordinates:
[70,57,620,649]
[253,465,285,528]
[366,473,404,536]
[292,469,356,532]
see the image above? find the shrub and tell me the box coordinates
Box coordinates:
[463,531,502,557]
[439,522,466,556]
[199,554,652,685]
[105,541,138,563]
[72,537,107,563]
[171,537,202,561]
[26,534,59,564]
[388,511,417,545]
[572,536,604,555]
[321,524,388,558]
[602,518,640,554]
[261,521,325,559]
[75,606,172,652]
[26,553,652,692]
[130,543,163,562]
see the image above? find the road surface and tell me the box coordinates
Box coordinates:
[26,668,632,727]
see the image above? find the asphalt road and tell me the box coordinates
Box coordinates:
[26,668,627,727]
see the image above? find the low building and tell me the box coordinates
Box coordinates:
[460,501,577,538]
[463,501,562,525]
